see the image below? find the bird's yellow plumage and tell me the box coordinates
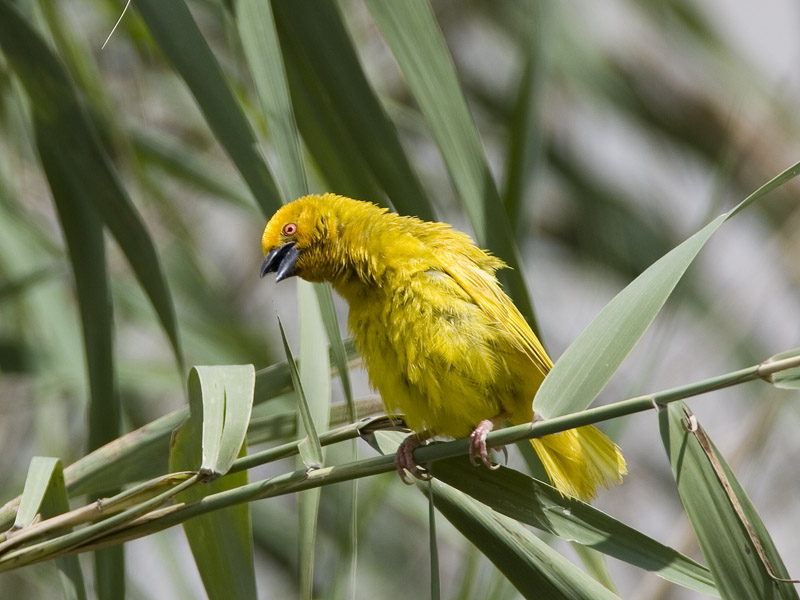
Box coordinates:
[261,193,626,500]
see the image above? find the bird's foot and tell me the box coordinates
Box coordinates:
[395,434,431,484]
[469,419,507,470]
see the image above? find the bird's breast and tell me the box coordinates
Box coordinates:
[345,274,525,438]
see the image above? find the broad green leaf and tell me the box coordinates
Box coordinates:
[536,159,800,418]
[134,0,281,217]
[170,366,257,600]
[184,366,256,477]
[366,0,538,332]
[15,457,87,600]
[271,0,434,220]
[0,0,184,372]
[659,402,798,600]
[374,431,649,598]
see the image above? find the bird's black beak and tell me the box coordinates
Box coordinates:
[260,242,300,282]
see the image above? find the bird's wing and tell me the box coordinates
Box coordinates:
[441,257,553,376]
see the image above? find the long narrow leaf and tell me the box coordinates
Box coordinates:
[312,286,356,418]
[134,0,281,217]
[237,0,356,424]
[272,0,434,220]
[429,478,621,599]
[237,0,306,201]
[432,458,717,596]
[275,18,386,204]
[502,1,549,230]
[0,0,184,372]
[366,0,538,331]
[427,481,441,600]
[536,160,800,418]
[659,402,798,599]
[238,0,359,446]
[28,49,123,598]
[366,427,717,597]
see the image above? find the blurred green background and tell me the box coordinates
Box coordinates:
[0,0,798,598]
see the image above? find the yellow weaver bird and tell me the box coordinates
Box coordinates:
[261,194,626,500]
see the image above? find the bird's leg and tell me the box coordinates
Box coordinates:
[470,412,510,470]
[395,432,433,485]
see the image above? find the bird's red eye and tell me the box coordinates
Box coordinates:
[282,223,297,236]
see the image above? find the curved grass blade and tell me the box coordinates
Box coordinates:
[170,366,257,600]
[659,402,798,599]
[365,0,537,331]
[0,0,183,372]
[134,0,281,217]
[278,319,323,468]
[34,127,118,457]
[536,160,800,418]
[187,365,255,477]
[14,457,87,600]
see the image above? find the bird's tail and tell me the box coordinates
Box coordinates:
[530,425,626,501]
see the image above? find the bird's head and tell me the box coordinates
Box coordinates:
[261,194,399,292]
[260,195,332,283]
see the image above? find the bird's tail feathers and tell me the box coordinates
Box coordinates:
[530,425,626,501]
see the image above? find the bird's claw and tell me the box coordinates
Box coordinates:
[395,434,431,484]
[469,419,506,470]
